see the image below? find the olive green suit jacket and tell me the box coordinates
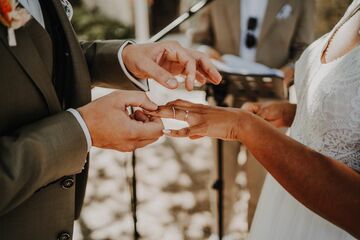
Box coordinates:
[0,1,136,239]
[192,0,315,68]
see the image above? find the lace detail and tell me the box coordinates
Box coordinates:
[249,3,360,240]
[290,2,360,172]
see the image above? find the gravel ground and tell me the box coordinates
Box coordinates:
[73,83,248,240]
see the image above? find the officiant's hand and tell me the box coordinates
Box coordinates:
[242,101,296,128]
[122,41,222,91]
[78,90,163,152]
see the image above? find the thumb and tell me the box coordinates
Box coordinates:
[142,58,179,89]
[124,91,158,111]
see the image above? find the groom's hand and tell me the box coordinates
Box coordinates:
[122,41,222,91]
[78,90,163,152]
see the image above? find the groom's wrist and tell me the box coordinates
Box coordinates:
[67,108,92,152]
[118,41,149,91]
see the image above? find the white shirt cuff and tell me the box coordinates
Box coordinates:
[67,109,92,152]
[118,40,150,91]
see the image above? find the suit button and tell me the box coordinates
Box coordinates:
[61,177,74,189]
[57,232,71,240]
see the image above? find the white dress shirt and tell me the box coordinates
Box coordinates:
[17,0,142,152]
[240,0,268,62]
[18,0,45,28]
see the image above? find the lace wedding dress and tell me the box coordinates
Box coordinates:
[249,1,360,239]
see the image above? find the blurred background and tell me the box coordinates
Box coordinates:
[69,0,353,239]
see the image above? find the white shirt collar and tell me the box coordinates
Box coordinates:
[18,0,45,28]
[240,0,269,62]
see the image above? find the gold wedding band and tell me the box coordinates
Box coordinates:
[185,110,189,121]
[172,106,176,119]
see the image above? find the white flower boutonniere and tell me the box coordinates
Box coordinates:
[0,0,31,47]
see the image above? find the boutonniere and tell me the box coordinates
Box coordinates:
[0,0,31,47]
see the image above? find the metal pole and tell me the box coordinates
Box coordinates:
[131,150,140,240]
[217,140,224,239]
[130,106,140,240]
[149,0,215,43]
[208,80,228,240]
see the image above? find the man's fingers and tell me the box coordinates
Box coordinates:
[135,138,159,149]
[142,58,179,89]
[189,50,222,85]
[164,47,196,91]
[123,91,158,111]
[196,71,207,85]
[198,56,222,84]
[130,120,164,140]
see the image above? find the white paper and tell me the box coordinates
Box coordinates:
[212,54,284,78]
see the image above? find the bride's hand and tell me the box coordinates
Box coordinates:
[145,99,243,140]
[241,101,296,128]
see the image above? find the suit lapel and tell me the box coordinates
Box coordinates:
[225,0,241,54]
[51,0,91,108]
[0,25,61,114]
[51,0,91,214]
[259,0,287,43]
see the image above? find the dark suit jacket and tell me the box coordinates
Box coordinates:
[0,1,136,239]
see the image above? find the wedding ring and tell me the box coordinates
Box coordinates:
[185,110,189,121]
[172,106,176,119]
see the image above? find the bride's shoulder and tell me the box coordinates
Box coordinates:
[295,34,326,67]
[345,1,360,14]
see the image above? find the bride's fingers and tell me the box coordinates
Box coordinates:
[134,110,150,123]
[166,99,195,108]
[146,106,194,122]
[163,124,207,138]
[189,135,204,140]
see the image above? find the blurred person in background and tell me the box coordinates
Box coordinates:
[189,0,315,237]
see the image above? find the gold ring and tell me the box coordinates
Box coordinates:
[172,106,176,118]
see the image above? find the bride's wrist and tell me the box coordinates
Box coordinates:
[234,110,253,141]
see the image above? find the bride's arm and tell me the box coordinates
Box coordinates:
[148,100,360,238]
[236,109,360,238]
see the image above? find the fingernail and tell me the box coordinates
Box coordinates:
[162,129,171,135]
[166,78,178,88]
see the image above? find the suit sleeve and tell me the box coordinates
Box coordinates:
[0,112,88,216]
[81,40,138,90]
[190,6,215,46]
[287,0,316,65]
